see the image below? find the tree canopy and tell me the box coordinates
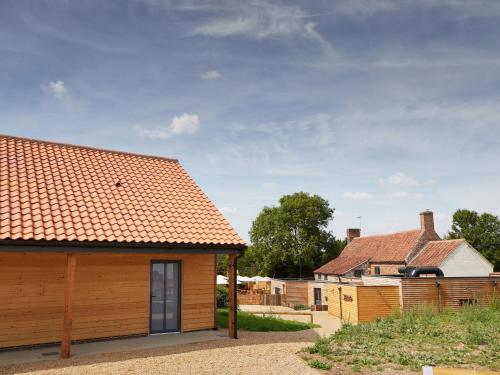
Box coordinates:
[239,192,345,278]
[447,209,500,271]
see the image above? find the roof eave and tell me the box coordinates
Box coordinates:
[0,239,246,255]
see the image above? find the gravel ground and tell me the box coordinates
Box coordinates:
[0,330,320,375]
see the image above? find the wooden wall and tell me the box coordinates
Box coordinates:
[327,284,359,323]
[285,281,309,306]
[400,277,498,312]
[356,286,400,322]
[0,252,216,349]
[327,284,400,323]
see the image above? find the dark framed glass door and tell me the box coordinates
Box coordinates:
[150,261,181,333]
[314,288,322,305]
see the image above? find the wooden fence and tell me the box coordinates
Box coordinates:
[401,277,498,312]
[284,281,309,306]
[237,291,285,306]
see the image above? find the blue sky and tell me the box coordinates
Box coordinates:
[2,0,500,242]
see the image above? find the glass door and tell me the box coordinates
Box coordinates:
[150,261,180,333]
[314,288,322,305]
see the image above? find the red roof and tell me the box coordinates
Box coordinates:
[314,229,440,275]
[314,255,370,275]
[0,135,245,246]
[342,229,425,262]
[408,239,464,267]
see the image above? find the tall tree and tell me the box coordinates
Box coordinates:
[216,254,228,275]
[447,209,500,271]
[240,192,344,278]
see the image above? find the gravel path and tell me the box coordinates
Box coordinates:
[0,330,320,375]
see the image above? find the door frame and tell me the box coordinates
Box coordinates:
[149,260,182,334]
[314,287,322,305]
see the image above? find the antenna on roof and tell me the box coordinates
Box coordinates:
[356,216,362,230]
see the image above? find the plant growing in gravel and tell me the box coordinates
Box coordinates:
[308,359,331,370]
[304,303,500,372]
[305,337,332,356]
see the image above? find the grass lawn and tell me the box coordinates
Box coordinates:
[216,308,318,332]
[303,302,500,373]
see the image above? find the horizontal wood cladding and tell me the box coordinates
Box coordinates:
[327,284,400,323]
[327,284,358,323]
[401,277,498,312]
[356,286,400,322]
[0,252,216,348]
[285,281,309,306]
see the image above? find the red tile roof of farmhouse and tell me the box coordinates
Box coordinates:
[314,255,370,275]
[314,229,435,275]
[408,239,464,267]
[0,135,245,246]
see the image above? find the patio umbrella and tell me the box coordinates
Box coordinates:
[216,275,228,285]
[237,275,254,283]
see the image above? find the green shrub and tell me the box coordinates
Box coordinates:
[293,303,309,311]
[306,337,332,356]
[216,285,229,308]
[308,359,331,370]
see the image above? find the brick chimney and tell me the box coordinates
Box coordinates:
[419,210,440,240]
[347,228,361,243]
[419,210,434,232]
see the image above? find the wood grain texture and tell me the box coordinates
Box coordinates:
[285,281,309,306]
[0,252,216,348]
[356,286,400,322]
[228,254,236,339]
[401,277,498,312]
[60,253,76,358]
[327,284,400,323]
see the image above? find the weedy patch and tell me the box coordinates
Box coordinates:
[303,303,500,372]
[308,359,332,370]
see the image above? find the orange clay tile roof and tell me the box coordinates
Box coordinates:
[314,255,370,275]
[408,239,464,267]
[0,135,245,247]
[314,229,425,275]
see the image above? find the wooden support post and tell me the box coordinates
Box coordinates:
[228,254,238,339]
[435,281,441,313]
[61,253,76,359]
[213,254,218,330]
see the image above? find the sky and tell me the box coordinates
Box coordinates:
[1,0,500,243]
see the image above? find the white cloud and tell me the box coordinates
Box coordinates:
[386,191,423,200]
[41,80,66,98]
[169,113,200,135]
[343,191,373,201]
[220,207,237,214]
[134,113,200,139]
[379,172,418,187]
[201,70,222,80]
[190,1,334,55]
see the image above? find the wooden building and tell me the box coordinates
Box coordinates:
[327,283,400,323]
[328,275,499,323]
[0,136,245,357]
[284,280,309,307]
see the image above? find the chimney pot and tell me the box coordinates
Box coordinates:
[347,228,361,243]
